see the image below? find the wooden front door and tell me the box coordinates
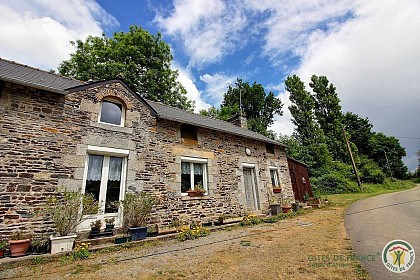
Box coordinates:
[243,167,260,211]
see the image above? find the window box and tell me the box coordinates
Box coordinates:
[186,189,205,197]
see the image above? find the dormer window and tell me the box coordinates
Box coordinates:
[99,99,125,126]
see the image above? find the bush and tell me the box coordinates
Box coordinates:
[313,172,359,194]
[359,157,385,183]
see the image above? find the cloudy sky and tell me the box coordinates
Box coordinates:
[0,0,419,171]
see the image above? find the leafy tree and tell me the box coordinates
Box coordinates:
[58,25,194,111]
[284,75,332,170]
[309,75,347,161]
[342,112,374,156]
[368,133,407,179]
[201,79,283,136]
[199,105,239,121]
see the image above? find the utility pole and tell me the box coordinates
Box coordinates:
[384,150,394,181]
[342,127,363,191]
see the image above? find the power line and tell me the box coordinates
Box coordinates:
[393,136,420,140]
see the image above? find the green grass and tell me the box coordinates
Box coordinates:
[328,179,417,207]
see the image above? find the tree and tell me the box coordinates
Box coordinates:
[309,75,347,161]
[368,133,407,179]
[342,112,374,156]
[284,75,331,170]
[58,25,194,111]
[201,79,283,136]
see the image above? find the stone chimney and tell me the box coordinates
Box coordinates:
[228,112,247,129]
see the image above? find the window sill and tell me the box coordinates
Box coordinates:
[180,195,212,201]
[90,121,133,134]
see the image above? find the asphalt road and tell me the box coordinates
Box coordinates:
[345,185,420,279]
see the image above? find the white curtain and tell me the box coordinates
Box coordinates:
[181,162,190,174]
[108,157,122,181]
[194,163,203,175]
[86,155,103,181]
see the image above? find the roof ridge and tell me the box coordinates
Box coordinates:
[0,57,85,84]
[145,99,240,126]
[144,99,284,146]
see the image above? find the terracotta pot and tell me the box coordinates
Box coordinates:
[9,239,31,257]
[186,190,204,197]
[0,248,6,258]
[281,205,292,213]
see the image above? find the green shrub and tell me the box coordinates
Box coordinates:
[313,172,359,194]
[359,157,385,183]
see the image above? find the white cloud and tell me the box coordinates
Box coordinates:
[270,91,294,137]
[0,0,118,70]
[154,0,247,67]
[199,73,236,106]
[292,0,420,170]
[172,63,211,112]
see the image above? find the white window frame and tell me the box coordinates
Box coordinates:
[79,146,129,231]
[98,98,126,127]
[180,156,208,196]
[269,166,280,188]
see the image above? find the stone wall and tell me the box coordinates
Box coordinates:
[0,80,293,237]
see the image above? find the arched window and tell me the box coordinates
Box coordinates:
[99,98,125,126]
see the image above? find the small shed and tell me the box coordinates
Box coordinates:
[287,157,313,201]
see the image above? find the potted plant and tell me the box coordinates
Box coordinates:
[89,219,102,238]
[31,235,49,255]
[104,217,115,232]
[0,239,7,258]
[119,192,157,241]
[268,197,281,215]
[8,230,32,257]
[186,182,206,197]
[44,188,99,254]
[280,196,292,213]
[146,224,159,237]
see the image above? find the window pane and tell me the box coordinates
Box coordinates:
[181,162,191,193]
[105,157,123,213]
[270,169,279,187]
[85,155,103,201]
[100,100,122,125]
[193,163,204,190]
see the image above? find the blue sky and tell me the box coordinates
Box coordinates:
[0,0,419,171]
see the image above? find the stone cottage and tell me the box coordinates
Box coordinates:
[0,58,294,236]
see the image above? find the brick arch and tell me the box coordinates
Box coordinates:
[96,87,133,110]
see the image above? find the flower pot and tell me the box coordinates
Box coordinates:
[32,244,49,255]
[129,226,147,241]
[9,239,31,257]
[281,205,292,213]
[186,190,204,197]
[90,228,100,235]
[272,188,282,193]
[269,204,281,215]
[50,235,77,254]
[0,248,5,258]
[105,224,115,232]
[114,236,131,244]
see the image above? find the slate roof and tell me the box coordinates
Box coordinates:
[0,58,84,94]
[146,100,286,147]
[0,57,285,147]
